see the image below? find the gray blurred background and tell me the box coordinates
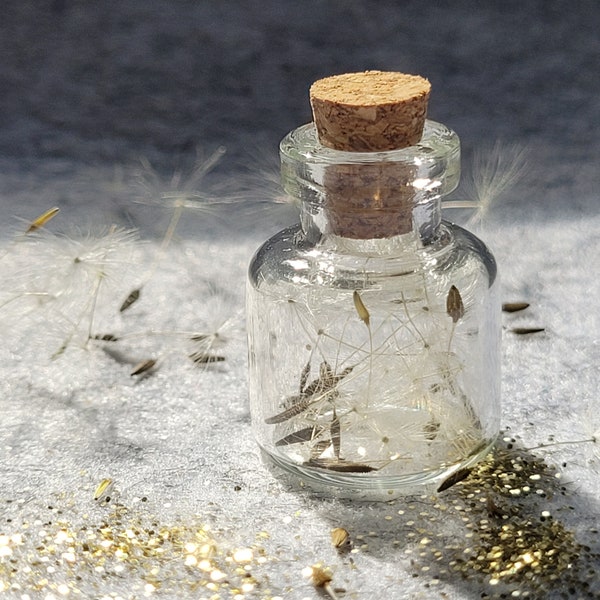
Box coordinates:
[1,0,599,230]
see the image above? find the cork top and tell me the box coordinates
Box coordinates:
[310,71,431,152]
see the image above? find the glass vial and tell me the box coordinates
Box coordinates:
[247,72,500,497]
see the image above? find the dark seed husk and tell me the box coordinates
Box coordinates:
[305,458,377,473]
[511,327,545,335]
[275,426,321,446]
[437,467,473,492]
[502,302,530,313]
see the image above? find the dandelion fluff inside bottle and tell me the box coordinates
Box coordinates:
[247,71,501,497]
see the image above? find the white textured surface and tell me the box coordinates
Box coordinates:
[1,2,599,598]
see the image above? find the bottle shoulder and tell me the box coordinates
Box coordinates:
[249,222,496,290]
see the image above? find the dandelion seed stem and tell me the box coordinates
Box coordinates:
[526,438,597,452]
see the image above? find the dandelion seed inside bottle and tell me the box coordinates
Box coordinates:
[247,71,501,497]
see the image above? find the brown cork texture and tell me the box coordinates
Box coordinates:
[309,71,430,238]
[324,162,416,239]
[310,71,430,152]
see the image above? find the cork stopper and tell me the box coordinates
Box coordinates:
[310,71,431,152]
[307,71,431,239]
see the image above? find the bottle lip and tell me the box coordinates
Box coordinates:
[281,120,459,167]
[280,120,460,240]
[280,120,461,201]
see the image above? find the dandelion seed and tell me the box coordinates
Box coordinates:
[437,467,473,493]
[353,291,370,327]
[299,360,311,393]
[353,291,373,402]
[25,207,60,234]
[502,302,530,313]
[188,352,226,365]
[331,409,341,460]
[305,458,377,473]
[94,478,114,502]
[120,288,141,312]
[265,396,315,424]
[14,226,140,356]
[130,359,157,376]
[91,333,120,342]
[275,426,322,446]
[446,286,464,323]
[446,285,464,354]
[444,142,528,227]
[311,440,331,459]
[511,327,545,335]
[134,146,228,210]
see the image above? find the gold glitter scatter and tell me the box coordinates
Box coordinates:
[0,505,271,598]
[408,436,600,597]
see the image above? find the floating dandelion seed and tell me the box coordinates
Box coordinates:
[9,226,140,357]
[443,142,528,227]
[134,146,227,211]
[25,207,60,234]
[120,288,141,312]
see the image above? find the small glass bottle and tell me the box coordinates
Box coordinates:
[247,72,500,497]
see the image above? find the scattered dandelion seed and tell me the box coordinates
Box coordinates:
[437,467,472,493]
[93,478,114,502]
[130,359,157,376]
[511,327,545,335]
[120,288,141,312]
[91,333,120,341]
[502,302,530,313]
[188,352,226,365]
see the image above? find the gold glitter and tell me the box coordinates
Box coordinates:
[0,502,273,599]
[233,548,254,563]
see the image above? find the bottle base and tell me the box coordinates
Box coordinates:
[259,437,496,500]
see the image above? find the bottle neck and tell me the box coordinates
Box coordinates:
[280,121,460,247]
